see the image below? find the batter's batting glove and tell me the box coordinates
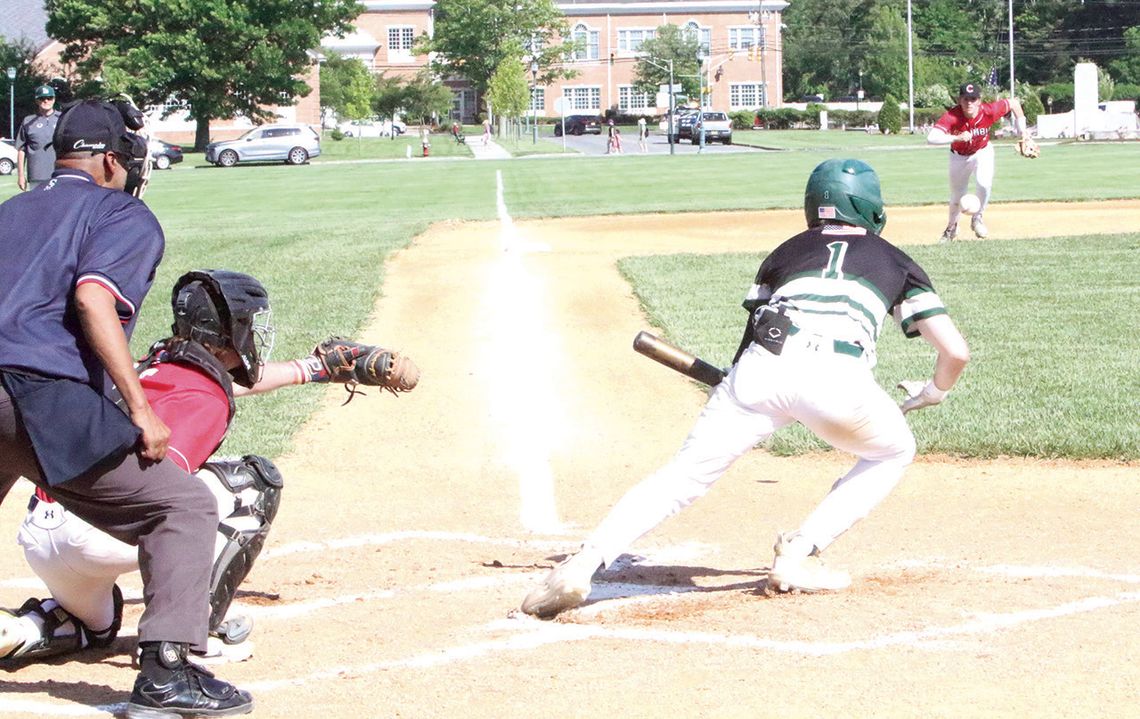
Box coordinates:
[897,380,948,415]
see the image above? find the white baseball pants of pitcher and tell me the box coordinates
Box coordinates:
[584,340,916,566]
[946,143,995,227]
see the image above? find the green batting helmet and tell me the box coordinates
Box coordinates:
[804,159,887,234]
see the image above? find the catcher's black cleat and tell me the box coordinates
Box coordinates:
[127,641,253,719]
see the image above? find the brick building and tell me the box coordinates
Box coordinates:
[327,0,788,123]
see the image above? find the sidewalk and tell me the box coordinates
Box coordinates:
[468,136,512,160]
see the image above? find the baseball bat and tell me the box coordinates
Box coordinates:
[632,331,726,387]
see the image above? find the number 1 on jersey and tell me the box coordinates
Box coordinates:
[823,241,849,279]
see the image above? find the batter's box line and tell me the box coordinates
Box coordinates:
[260,529,575,561]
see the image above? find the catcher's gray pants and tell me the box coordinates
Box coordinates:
[0,387,216,652]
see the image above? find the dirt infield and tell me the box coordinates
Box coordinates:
[2,200,1138,718]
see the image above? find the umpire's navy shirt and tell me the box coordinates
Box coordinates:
[0,169,164,395]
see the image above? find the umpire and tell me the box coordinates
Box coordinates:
[0,100,253,718]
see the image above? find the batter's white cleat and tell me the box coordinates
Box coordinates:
[939,225,957,244]
[970,214,988,238]
[520,548,604,619]
[768,533,851,594]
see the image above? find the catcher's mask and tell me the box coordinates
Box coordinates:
[51,96,152,199]
[171,270,275,388]
[803,158,886,234]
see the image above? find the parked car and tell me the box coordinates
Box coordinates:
[662,108,699,140]
[204,124,321,167]
[553,115,601,136]
[148,139,184,170]
[338,118,407,137]
[0,139,15,175]
[676,111,733,144]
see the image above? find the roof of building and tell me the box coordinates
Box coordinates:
[0,0,51,52]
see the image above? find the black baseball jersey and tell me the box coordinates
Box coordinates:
[735,225,946,366]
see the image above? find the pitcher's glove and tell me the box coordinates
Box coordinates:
[304,337,420,402]
[1015,137,1040,159]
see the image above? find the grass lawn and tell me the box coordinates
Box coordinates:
[0,139,1136,459]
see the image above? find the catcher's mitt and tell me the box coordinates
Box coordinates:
[310,337,420,401]
[1015,137,1040,159]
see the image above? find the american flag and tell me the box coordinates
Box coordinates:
[986,66,1000,88]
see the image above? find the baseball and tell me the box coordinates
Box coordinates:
[959,193,981,215]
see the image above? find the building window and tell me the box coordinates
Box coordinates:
[388,26,415,57]
[618,86,652,111]
[617,28,656,55]
[565,86,601,111]
[729,83,766,109]
[684,21,711,56]
[530,87,545,112]
[728,27,762,51]
[570,24,599,61]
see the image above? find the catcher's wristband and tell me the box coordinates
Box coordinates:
[292,356,330,384]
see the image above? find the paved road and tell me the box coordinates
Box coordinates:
[546,130,757,156]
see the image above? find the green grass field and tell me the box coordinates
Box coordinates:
[1,141,1136,459]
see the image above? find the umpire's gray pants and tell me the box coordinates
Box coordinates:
[0,388,216,652]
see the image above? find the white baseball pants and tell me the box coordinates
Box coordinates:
[585,341,916,566]
[946,143,995,227]
[17,470,241,632]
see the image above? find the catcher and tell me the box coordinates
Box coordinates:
[927,81,1034,243]
[1,269,418,665]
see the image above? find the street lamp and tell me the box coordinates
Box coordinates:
[530,59,539,145]
[6,66,15,141]
[696,49,706,152]
[644,56,675,155]
[857,68,864,111]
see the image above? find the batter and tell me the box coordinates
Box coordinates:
[521,159,971,618]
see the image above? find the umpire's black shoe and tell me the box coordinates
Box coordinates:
[127,641,253,718]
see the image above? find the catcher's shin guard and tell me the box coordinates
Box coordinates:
[199,455,283,639]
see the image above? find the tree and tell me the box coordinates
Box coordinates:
[486,56,530,134]
[1109,27,1140,85]
[422,0,573,101]
[401,71,455,126]
[371,73,407,137]
[46,0,360,150]
[632,25,702,101]
[321,53,375,123]
[877,93,902,134]
[860,4,908,101]
[0,39,51,135]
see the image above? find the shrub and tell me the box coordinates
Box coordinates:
[330,128,346,141]
[1112,83,1140,102]
[915,83,953,109]
[1039,83,1073,113]
[1021,90,1044,126]
[878,94,902,134]
[729,109,756,130]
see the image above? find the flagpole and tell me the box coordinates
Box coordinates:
[906,0,914,133]
[1008,0,1015,95]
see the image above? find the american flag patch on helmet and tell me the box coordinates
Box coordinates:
[818,206,837,219]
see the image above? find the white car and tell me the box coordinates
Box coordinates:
[0,139,16,175]
[338,119,407,137]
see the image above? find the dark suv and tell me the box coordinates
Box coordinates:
[554,115,602,136]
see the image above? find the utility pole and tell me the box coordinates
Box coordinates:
[645,56,676,155]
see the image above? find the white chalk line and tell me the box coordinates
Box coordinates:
[3,561,1139,717]
[488,168,564,534]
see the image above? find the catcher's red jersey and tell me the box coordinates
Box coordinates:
[934,98,1011,156]
[139,362,230,473]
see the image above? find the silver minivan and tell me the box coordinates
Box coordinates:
[204,124,321,167]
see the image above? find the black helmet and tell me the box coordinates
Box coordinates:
[803,158,887,234]
[171,270,274,388]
